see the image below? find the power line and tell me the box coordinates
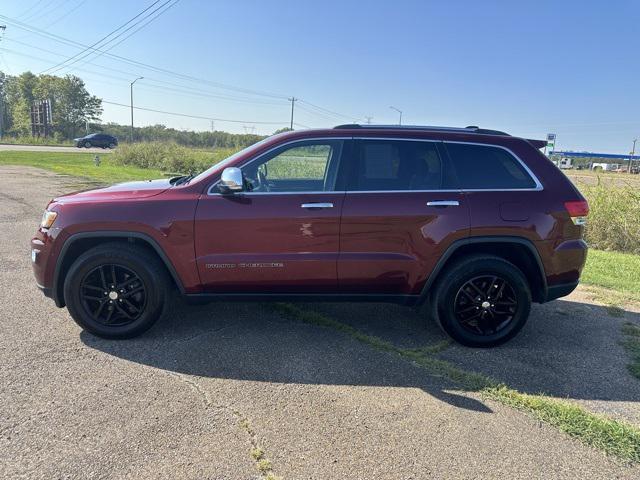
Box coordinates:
[16,0,47,20]
[102,100,285,125]
[74,0,180,69]
[41,0,165,74]
[0,13,361,126]
[23,0,71,24]
[298,99,354,120]
[0,14,289,100]
[39,0,87,30]
[0,13,362,120]
[2,41,288,106]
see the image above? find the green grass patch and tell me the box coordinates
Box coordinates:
[0,151,166,184]
[274,303,640,463]
[621,323,640,380]
[582,250,640,303]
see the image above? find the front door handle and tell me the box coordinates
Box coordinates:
[426,200,460,207]
[301,202,334,209]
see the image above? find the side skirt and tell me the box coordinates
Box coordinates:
[183,293,421,306]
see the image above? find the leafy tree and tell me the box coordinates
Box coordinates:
[0,71,102,139]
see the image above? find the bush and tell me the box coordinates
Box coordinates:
[582,183,640,254]
[111,141,236,174]
[0,135,72,146]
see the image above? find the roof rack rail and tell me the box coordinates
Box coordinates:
[333,124,510,136]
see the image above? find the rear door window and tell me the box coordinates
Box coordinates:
[345,139,455,191]
[445,143,537,190]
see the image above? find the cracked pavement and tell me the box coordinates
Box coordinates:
[1,165,639,479]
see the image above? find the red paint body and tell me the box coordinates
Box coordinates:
[32,128,588,305]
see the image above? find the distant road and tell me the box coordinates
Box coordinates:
[0,144,112,154]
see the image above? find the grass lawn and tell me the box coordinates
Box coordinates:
[582,249,640,303]
[0,151,166,184]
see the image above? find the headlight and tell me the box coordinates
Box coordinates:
[40,210,58,229]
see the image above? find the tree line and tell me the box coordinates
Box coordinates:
[96,123,266,150]
[0,71,282,149]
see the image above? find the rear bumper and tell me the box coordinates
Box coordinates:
[545,281,579,302]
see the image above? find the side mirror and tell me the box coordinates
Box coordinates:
[219,167,244,193]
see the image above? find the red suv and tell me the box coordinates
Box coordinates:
[32,125,588,347]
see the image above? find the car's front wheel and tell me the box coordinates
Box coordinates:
[63,243,169,339]
[84,141,92,148]
[432,255,531,347]
[108,143,116,149]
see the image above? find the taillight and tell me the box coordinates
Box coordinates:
[564,200,589,225]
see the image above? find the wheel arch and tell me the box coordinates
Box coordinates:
[52,231,185,307]
[419,236,548,305]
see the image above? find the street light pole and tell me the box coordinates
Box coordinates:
[630,138,637,174]
[389,106,402,125]
[130,76,143,143]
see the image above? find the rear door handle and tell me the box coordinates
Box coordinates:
[426,200,460,207]
[301,202,334,209]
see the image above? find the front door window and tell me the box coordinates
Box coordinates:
[241,140,342,193]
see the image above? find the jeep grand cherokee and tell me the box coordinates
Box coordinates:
[32,125,588,347]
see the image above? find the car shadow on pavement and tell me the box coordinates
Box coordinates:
[81,295,640,416]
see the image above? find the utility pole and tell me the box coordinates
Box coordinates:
[630,139,637,174]
[129,76,143,143]
[364,116,373,125]
[389,106,402,125]
[210,120,215,132]
[288,97,297,130]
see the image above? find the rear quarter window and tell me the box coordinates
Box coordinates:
[445,143,537,190]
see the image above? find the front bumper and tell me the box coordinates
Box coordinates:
[36,283,54,299]
[31,226,64,305]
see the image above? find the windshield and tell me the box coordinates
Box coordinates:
[189,136,274,184]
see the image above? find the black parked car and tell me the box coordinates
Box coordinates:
[74,133,118,149]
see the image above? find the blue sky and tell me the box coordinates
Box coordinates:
[0,0,638,153]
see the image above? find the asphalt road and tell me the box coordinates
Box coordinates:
[0,144,112,154]
[1,165,639,479]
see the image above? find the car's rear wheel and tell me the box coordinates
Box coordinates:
[84,141,92,148]
[108,142,116,149]
[63,243,169,339]
[432,255,531,347]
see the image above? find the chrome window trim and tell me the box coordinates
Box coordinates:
[207,137,350,195]
[206,136,544,196]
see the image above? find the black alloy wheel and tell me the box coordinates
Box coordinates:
[432,255,532,347]
[79,264,147,327]
[64,243,169,339]
[453,275,518,336]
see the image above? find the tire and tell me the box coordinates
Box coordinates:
[63,243,169,339]
[84,141,92,148]
[108,143,116,149]
[431,255,531,348]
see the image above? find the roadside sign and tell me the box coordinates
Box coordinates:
[546,133,556,154]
